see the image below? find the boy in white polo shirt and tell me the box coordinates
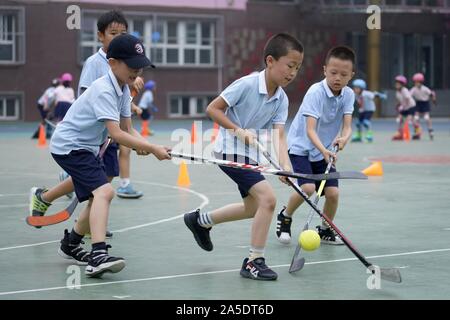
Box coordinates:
[276,46,355,246]
[183,33,304,281]
[29,34,171,277]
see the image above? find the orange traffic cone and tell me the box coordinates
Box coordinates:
[211,122,219,142]
[37,124,47,147]
[191,122,197,144]
[403,121,410,141]
[362,161,383,176]
[141,120,149,137]
[177,161,191,187]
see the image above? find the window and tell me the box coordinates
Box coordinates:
[0,7,25,64]
[80,12,216,67]
[152,20,215,66]
[169,95,214,118]
[0,95,21,120]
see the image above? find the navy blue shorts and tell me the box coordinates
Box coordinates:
[52,150,109,203]
[400,108,414,117]
[37,104,48,120]
[415,101,431,113]
[358,111,373,122]
[289,153,338,194]
[218,154,265,198]
[54,102,72,121]
[102,142,119,177]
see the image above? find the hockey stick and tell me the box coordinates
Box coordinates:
[26,138,112,227]
[289,145,338,273]
[169,152,367,182]
[254,141,401,283]
[44,118,57,129]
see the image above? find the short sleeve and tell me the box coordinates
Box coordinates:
[344,89,355,114]
[120,87,132,118]
[93,91,120,122]
[300,90,322,119]
[78,60,100,97]
[272,94,289,124]
[220,78,247,107]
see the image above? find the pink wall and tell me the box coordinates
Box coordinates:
[51,0,247,10]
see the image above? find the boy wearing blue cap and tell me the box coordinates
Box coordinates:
[29,34,170,278]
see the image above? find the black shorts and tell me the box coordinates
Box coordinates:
[54,102,72,121]
[415,101,431,113]
[358,111,374,122]
[52,150,109,202]
[289,153,338,193]
[102,143,119,177]
[218,154,265,198]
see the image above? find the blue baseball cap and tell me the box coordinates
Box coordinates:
[107,34,155,69]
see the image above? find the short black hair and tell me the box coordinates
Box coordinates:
[325,46,356,67]
[263,33,304,66]
[97,10,128,33]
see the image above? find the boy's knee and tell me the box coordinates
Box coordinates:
[301,184,316,196]
[95,184,115,201]
[325,188,339,202]
[259,194,277,212]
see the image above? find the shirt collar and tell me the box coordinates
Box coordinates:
[98,48,108,61]
[107,69,123,97]
[322,78,343,98]
[258,70,282,101]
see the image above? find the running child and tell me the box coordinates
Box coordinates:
[32,78,59,139]
[183,33,304,281]
[29,34,171,277]
[276,46,355,246]
[137,80,158,136]
[52,73,75,122]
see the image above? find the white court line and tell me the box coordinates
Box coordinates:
[0,181,209,251]
[0,247,449,297]
[113,181,209,233]
[0,193,28,197]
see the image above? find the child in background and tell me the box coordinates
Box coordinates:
[392,75,416,141]
[410,73,437,140]
[32,78,59,139]
[53,73,75,122]
[137,80,158,136]
[351,78,387,143]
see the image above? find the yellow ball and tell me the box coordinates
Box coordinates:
[299,230,321,251]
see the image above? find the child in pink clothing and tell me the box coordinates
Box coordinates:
[392,75,416,141]
[410,73,437,140]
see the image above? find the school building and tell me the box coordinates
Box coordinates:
[0,0,449,121]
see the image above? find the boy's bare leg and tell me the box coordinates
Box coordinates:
[89,184,115,244]
[42,178,75,203]
[209,196,258,224]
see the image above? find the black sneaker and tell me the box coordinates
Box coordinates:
[184,209,213,251]
[58,229,90,265]
[85,245,125,278]
[317,226,344,245]
[276,207,292,244]
[240,257,278,281]
[429,128,434,140]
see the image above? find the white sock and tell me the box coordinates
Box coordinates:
[197,211,214,228]
[120,178,130,188]
[282,208,292,218]
[321,222,330,230]
[249,247,264,261]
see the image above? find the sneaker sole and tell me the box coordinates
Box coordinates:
[85,260,126,278]
[276,232,291,245]
[57,248,88,266]
[320,239,345,246]
[116,193,143,199]
[184,214,213,252]
[239,270,278,281]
